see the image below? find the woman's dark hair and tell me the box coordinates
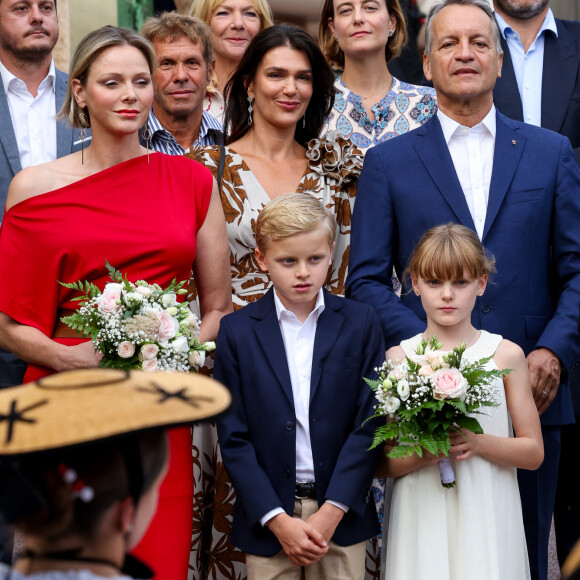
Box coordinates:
[13,430,167,542]
[225,24,335,147]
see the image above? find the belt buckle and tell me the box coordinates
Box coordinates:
[295,481,313,499]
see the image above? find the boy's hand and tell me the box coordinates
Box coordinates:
[305,502,345,543]
[267,513,329,566]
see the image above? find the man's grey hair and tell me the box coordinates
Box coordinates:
[424,0,503,56]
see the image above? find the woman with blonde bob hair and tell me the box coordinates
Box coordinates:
[189,0,273,121]
[0,24,231,580]
[319,0,437,150]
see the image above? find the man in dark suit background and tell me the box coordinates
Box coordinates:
[492,1,580,567]
[346,1,580,578]
[493,0,580,148]
[0,0,80,391]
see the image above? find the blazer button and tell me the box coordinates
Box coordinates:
[283,469,291,478]
[285,421,294,431]
[481,304,490,314]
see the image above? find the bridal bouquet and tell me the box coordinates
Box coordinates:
[60,262,215,372]
[365,336,509,487]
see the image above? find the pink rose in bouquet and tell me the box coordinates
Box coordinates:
[433,368,468,401]
[157,310,178,342]
[117,341,135,359]
[98,283,122,312]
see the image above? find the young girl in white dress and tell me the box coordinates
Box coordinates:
[380,223,544,580]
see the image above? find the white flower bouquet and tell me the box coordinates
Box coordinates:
[365,336,509,487]
[59,262,215,372]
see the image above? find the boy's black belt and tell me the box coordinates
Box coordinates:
[295,481,316,499]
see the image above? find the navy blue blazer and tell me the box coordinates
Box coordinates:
[214,288,384,556]
[494,18,580,149]
[0,68,79,223]
[346,111,580,426]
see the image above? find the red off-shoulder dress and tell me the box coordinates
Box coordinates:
[0,153,213,580]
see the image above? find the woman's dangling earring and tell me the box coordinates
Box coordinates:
[388,29,394,38]
[247,95,254,126]
[142,120,151,165]
[302,115,306,129]
[78,110,89,166]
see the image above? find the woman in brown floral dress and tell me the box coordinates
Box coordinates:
[185,24,367,580]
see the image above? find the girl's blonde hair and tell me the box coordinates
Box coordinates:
[255,193,336,252]
[407,223,496,282]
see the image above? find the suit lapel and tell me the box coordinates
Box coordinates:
[493,36,524,122]
[413,118,476,230]
[0,79,22,177]
[252,289,294,407]
[483,112,525,240]
[310,293,344,403]
[541,24,580,134]
[55,69,75,157]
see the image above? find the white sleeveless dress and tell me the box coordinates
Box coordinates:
[384,330,530,580]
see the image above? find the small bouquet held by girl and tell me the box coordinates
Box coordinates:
[59,261,215,372]
[366,335,508,487]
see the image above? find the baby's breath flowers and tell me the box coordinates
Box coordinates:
[60,261,215,372]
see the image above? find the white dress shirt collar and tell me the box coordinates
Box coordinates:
[274,288,325,323]
[0,58,56,94]
[437,105,496,144]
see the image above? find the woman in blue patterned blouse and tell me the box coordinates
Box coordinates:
[319,0,437,151]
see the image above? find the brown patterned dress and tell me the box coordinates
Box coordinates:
[184,133,365,580]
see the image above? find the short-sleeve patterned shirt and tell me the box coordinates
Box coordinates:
[321,75,437,151]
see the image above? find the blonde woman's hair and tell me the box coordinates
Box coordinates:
[58,26,156,129]
[255,193,336,252]
[407,223,496,282]
[188,0,273,92]
[319,0,407,70]
[141,12,213,69]
[189,0,273,29]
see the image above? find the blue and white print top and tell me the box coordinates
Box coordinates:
[321,75,437,152]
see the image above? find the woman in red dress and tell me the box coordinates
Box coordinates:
[0,26,232,580]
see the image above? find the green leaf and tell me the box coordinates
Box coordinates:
[105,260,123,283]
[454,415,483,434]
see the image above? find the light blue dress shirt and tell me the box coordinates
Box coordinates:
[495,9,558,126]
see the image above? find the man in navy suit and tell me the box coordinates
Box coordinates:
[215,194,384,579]
[0,0,80,391]
[493,0,580,149]
[346,1,580,578]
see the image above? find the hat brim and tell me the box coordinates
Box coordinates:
[0,368,231,456]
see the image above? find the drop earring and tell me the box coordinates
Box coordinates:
[302,115,306,129]
[247,95,254,126]
[142,120,151,165]
[388,29,394,38]
[78,110,89,166]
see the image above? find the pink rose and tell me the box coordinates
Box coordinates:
[142,359,158,372]
[433,368,468,400]
[117,341,135,359]
[98,283,122,312]
[135,286,152,297]
[418,364,434,377]
[139,343,159,361]
[157,310,178,342]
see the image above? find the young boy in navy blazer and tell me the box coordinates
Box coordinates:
[215,193,385,579]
